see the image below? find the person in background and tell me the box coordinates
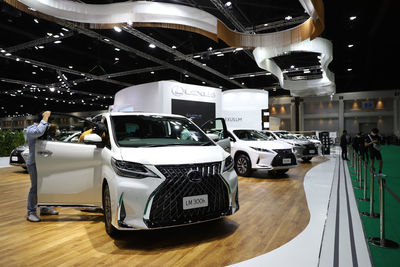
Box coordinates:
[360,132,369,162]
[78,117,106,143]
[25,111,59,222]
[352,132,362,155]
[340,130,349,160]
[365,128,386,177]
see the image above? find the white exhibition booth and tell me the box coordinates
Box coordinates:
[111,80,269,129]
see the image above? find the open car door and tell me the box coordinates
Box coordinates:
[35,114,103,207]
[201,118,231,153]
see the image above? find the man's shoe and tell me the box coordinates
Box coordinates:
[40,207,59,216]
[27,213,41,222]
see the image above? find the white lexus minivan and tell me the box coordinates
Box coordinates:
[35,112,239,236]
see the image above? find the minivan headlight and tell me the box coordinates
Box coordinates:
[223,155,234,172]
[111,158,160,179]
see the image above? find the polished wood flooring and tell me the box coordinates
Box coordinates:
[0,157,327,267]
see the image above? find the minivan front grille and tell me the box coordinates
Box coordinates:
[145,162,230,228]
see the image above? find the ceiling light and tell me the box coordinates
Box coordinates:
[290,65,295,69]
[33,18,39,23]
[214,51,221,55]
[38,45,44,49]
[229,77,234,80]
[202,63,206,66]
[32,72,36,74]
[208,47,213,51]
[5,53,11,56]
[149,43,156,48]
[202,81,206,84]
[47,33,53,36]
[285,16,292,21]
[264,23,269,26]
[217,54,224,57]
[53,35,60,38]
[104,38,110,42]
[16,58,20,61]
[348,44,354,48]
[61,27,69,32]
[150,71,155,74]
[241,82,245,85]
[172,45,176,49]
[49,87,55,92]
[193,55,201,58]
[68,66,73,69]
[185,74,189,78]
[347,68,352,71]
[60,32,64,37]
[114,47,120,51]
[266,72,271,75]
[115,57,119,61]
[350,16,357,21]
[249,74,255,77]
[224,2,232,8]
[0,49,5,53]
[54,40,62,44]
[113,26,122,32]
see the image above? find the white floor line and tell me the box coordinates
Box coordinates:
[230,156,337,267]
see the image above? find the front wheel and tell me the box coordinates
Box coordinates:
[235,154,252,177]
[103,184,118,237]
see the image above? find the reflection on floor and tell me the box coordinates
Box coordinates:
[0,158,326,266]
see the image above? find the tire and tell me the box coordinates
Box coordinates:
[235,154,252,177]
[302,157,312,162]
[276,169,289,175]
[102,183,118,237]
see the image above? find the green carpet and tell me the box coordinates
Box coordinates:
[347,145,400,267]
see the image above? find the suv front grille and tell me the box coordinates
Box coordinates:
[271,149,296,166]
[145,162,230,228]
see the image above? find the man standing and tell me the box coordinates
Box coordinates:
[25,111,59,222]
[340,130,349,160]
[365,128,386,177]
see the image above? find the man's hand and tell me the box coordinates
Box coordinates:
[42,111,51,122]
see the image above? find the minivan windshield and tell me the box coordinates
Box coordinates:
[111,115,212,147]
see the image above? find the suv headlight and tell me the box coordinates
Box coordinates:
[223,155,234,172]
[250,146,274,153]
[111,158,160,179]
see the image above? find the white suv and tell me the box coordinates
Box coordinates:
[228,129,297,177]
[35,112,239,236]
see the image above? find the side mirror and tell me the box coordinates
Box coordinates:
[206,133,219,141]
[84,133,104,147]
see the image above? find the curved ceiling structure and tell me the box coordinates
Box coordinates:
[253,37,335,97]
[7,0,324,49]
[3,0,331,99]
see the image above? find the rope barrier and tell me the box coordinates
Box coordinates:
[347,146,399,249]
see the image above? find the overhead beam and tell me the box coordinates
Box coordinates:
[122,26,244,88]
[6,31,74,53]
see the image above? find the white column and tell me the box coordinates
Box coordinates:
[299,102,304,131]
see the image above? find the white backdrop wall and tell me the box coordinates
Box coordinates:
[112,80,222,116]
[221,89,269,130]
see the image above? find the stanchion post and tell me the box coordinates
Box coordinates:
[358,160,370,201]
[354,154,363,189]
[361,166,379,218]
[369,178,399,248]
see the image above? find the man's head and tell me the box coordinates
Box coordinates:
[343,130,347,135]
[371,128,379,135]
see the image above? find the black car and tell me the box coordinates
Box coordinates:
[9,144,29,169]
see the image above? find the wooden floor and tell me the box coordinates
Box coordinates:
[0,157,327,267]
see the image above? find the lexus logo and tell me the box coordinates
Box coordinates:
[186,170,202,183]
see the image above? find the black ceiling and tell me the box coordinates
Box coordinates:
[0,0,398,117]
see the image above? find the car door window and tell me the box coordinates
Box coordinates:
[39,114,90,143]
[201,118,228,139]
